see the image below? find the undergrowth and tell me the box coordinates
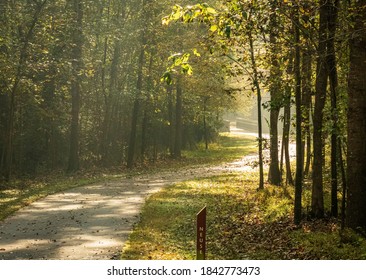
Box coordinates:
[121,172,366,260]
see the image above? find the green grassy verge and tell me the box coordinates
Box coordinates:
[182,133,257,165]
[122,172,366,260]
[0,133,256,221]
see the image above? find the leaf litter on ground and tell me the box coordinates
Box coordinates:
[122,171,366,260]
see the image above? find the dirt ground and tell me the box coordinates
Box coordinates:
[0,126,295,260]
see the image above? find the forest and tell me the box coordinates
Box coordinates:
[0,0,366,260]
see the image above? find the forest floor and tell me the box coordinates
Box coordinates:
[2,124,363,260]
[0,124,270,260]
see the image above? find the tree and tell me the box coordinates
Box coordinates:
[311,0,328,218]
[67,0,84,173]
[293,2,303,225]
[267,0,282,186]
[173,77,183,158]
[0,0,48,180]
[327,0,340,218]
[346,0,366,231]
[126,30,146,168]
[248,26,264,190]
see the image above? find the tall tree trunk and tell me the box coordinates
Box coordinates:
[327,0,339,218]
[294,5,303,225]
[141,107,148,161]
[141,52,154,160]
[167,86,175,157]
[346,1,366,231]
[311,0,328,218]
[268,0,281,186]
[248,29,264,190]
[67,0,83,173]
[100,34,111,165]
[283,52,294,186]
[301,47,312,178]
[174,78,183,159]
[283,94,293,185]
[339,141,347,229]
[203,97,209,150]
[300,1,313,179]
[127,36,146,168]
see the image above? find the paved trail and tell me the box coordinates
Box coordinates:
[0,125,294,260]
[0,162,252,260]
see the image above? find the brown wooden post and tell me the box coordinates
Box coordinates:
[196,206,206,260]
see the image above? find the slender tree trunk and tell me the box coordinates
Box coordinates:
[294,5,303,225]
[140,52,154,161]
[127,36,146,168]
[311,0,328,218]
[299,1,313,179]
[174,78,183,159]
[346,1,366,231]
[100,34,110,165]
[67,0,83,173]
[327,0,339,218]
[268,0,281,186]
[301,47,312,178]
[283,90,294,185]
[141,107,148,161]
[268,105,281,185]
[339,141,347,229]
[167,86,175,157]
[203,97,209,150]
[248,30,264,190]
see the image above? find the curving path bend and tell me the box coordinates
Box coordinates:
[0,125,294,260]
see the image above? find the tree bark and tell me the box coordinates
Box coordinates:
[174,78,183,159]
[99,34,111,166]
[294,5,303,225]
[167,86,175,157]
[140,52,154,161]
[248,29,264,190]
[283,95,293,185]
[127,35,145,168]
[327,0,339,218]
[311,0,328,218]
[203,97,209,150]
[346,1,366,231]
[301,47,312,178]
[268,0,282,186]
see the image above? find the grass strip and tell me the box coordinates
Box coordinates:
[122,172,366,260]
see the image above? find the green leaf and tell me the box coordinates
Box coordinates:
[225,25,231,38]
[206,7,217,15]
[161,71,173,85]
[181,64,193,75]
[210,25,218,32]
[193,48,201,57]
[172,11,181,21]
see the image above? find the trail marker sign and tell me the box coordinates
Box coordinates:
[196,206,206,260]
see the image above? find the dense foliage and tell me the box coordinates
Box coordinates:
[0,0,234,180]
